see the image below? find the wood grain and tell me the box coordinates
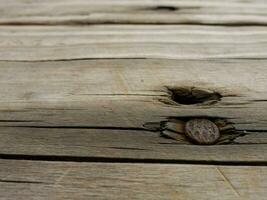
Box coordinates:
[1,25,267,61]
[0,127,267,162]
[0,160,267,200]
[1,0,267,25]
[2,25,267,46]
[0,59,266,130]
[1,0,267,199]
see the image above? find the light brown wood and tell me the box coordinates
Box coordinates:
[0,59,266,130]
[0,127,266,162]
[0,160,267,200]
[1,0,267,25]
[2,25,267,46]
[2,25,267,61]
[1,0,267,199]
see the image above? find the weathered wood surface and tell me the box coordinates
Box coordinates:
[1,25,267,61]
[1,0,267,25]
[1,0,267,199]
[0,59,266,130]
[0,127,267,163]
[1,160,267,200]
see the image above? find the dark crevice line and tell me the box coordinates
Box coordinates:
[147,6,201,11]
[1,22,267,26]
[230,57,267,60]
[236,129,267,133]
[0,120,43,123]
[1,123,266,134]
[0,57,148,62]
[0,179,47,185]
[0,154,266,166]
[108,147,147,151]
[252,99,267,102]
[0,125,150,131]
[230,143,267,145]
[1,57,267,63]
[77,93,167,97]
[157,142,184,145]
[2,124,266,134]
[152,6,179,11]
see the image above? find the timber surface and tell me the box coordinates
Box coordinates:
[0,0,267,199]
[1,160,267,200]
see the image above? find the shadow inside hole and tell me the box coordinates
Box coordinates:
[168,87,222,105]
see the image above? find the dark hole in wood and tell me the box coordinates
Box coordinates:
[168,87,222,105]
[153,6,178,11]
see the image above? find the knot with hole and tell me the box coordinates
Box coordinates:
[168,87,222,105]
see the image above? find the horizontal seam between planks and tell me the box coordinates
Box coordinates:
[2,57,267,62]
[1,22,267,26]
[0,154,266,166]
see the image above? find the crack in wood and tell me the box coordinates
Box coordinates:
[2,22,267,26]
[108,147,147,151]
[228,143,267,145]
[77,93,167,97]
[0,120,43,123]
[0,179,47,185]
[0,125,149,131]
[238,129,267,133]
[0,154,266,166]
[0,57,148,62]
[2,57,267,62]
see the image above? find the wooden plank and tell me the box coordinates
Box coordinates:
[0,160,267,200]
[1,25,267,61]
[1,0,267,25]
[0,127,267,162]
[1,59,266,161]
[0,1,266,198]
[3,42,267,61]
[0,59,266,130]
[2,25,267,45]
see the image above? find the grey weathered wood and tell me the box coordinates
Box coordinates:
[0,59,266,130]
[1,0,267,199]
[2,25,267,46]
[1,0,267,25]
[0,127,267,162]
[0,160,267,200]
[1,53,266,163]
[2,25,267,61]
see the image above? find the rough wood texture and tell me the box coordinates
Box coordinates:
[1,0,267,25]
[1,160,267,200]
[1,25,267,61]
[0,59,266,130]
[1,0,267,199]
[0,127,266,162]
